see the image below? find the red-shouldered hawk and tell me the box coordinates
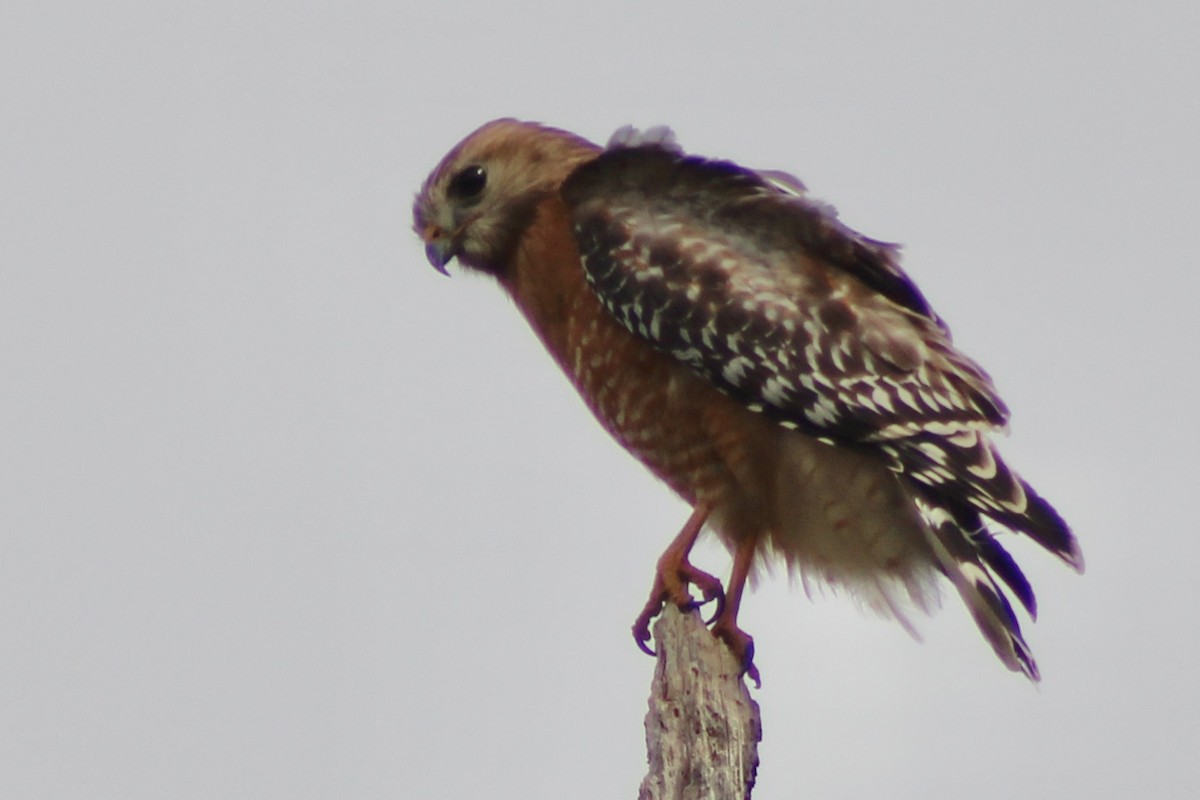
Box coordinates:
[413,119,1082,684]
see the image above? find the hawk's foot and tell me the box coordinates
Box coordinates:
[712,615,760,688]
[631,561,725,656]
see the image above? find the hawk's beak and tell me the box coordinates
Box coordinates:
[425,241,453,275]
[421,225,456,276]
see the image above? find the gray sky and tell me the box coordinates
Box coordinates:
[3,2,1198,798]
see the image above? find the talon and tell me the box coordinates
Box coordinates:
[636,636,657,657]
[712,618,760,688]
[632,605,660,656]
[746,663,761,688]
[702,591,726,626]
[682,597,719,618]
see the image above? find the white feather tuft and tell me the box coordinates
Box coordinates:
[606,124,681,152]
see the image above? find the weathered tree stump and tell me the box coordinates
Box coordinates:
[639,605,762,799]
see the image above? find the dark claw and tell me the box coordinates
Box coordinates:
[632,608,661,657]
[712,622,760,688]
[742,641,761,689]
[702,591,726,626]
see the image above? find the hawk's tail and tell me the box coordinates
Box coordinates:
[917,501,1040,681]
[897,429,1082,680]
[899,429,1084,573]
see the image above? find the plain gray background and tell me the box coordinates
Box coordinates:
[3,2,1198,798]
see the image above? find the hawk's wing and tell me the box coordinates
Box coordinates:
[560,139,1080,577]
[560,141,1007,446]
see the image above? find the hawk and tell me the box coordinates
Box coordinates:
[413,119,1082,683]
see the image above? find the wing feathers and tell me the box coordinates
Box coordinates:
[563,134,1079,680]
[564,146,1007,446]
[566,145,939,321]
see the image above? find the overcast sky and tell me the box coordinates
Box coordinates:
[3,2,1198,798]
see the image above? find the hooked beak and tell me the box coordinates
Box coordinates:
[421,226,457,276]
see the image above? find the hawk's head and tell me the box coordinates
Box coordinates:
[413,118,599,276]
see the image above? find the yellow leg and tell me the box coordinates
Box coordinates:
[631,502,724,654]
[711,534,761,686]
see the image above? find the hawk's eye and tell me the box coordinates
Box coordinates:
[448,165,487,200]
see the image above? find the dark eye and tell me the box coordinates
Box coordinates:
[448,165,487,200]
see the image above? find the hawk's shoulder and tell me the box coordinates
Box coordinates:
[561,132,938,324]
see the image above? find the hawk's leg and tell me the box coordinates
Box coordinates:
[711,533,761,687]
[632,502,725,655]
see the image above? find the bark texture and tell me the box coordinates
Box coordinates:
[638,606,762,800]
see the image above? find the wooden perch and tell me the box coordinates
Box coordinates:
[638,605,762,800]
